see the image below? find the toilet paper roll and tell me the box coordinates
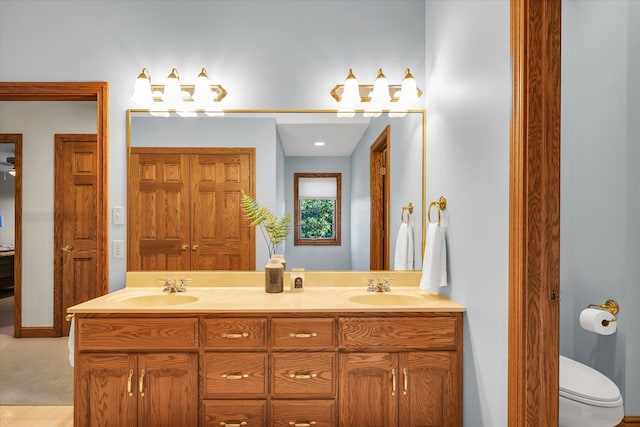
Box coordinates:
[579,308,617,335]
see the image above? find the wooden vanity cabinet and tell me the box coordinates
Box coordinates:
[74,317,199,427]
[338,315,462,427]
[75,311,462,427]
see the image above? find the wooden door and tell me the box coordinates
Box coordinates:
[370,126,390,270]
[399,352,459,427]
[190,151,254,270]
[128,151,191,271]
[338,352,398,426]
[138,352,198,427]
[75,353,137,427]
[55,134,99,336]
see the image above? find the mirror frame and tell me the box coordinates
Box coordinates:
[126,108,426,271]
[0,81,109,337]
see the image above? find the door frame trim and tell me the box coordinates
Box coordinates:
[509,0,561,424]
[0,82,109,338]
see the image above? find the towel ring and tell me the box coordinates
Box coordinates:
[401,202,413,224]
[427,196,447,225]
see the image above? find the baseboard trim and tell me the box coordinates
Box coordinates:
[618,416,640,426]
[19,327,58,338]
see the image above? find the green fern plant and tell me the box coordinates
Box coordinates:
[241,190,290,259]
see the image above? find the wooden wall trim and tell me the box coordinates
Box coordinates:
[509,0,562,425]
[0,82,109,337]
[619,416,640,426]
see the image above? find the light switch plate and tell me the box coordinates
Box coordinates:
[112,206,124,225]
[113,240,124,258]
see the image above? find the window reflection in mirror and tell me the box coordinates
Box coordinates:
[294,173,341,246]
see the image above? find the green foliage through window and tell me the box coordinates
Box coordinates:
[299,198,335,239]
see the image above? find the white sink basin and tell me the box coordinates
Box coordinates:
[348,293,426,306]
[118,294,199,307]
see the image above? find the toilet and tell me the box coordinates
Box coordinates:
[559,356,624,427]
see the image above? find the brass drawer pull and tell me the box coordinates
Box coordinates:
[127,369,134,397]
[221,373,249,380]
[289,332,318,338]
[139,369,145,397]
[221,332,249,339]
[403,367,408,395]
[391,368,396,396]
[289,422,317,426]
[288,373,317,380]
[219,422,247,427]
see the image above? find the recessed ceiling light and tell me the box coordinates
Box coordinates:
[314,141,326,146]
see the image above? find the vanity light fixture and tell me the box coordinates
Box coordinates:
[330,68,422,118]
[130,67,227,116]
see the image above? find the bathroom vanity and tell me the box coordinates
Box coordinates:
[68,272,465,427]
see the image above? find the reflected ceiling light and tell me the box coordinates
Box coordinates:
[330,67,422,118]
[7,169,15,177]
[314,141,326,146]
[130,67,227,116]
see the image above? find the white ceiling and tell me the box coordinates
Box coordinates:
[225,112,372,157]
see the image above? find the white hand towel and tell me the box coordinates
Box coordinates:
[394,222,414,270]
[68,317,75,367]
[420,223,447,292]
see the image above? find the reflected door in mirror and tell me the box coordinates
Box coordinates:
[128,148,255,270]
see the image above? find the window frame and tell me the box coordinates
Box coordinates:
[294,172,341,246]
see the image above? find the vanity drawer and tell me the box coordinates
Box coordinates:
[270,400,335,427]
[77,317,198,350]
[204,317,267,349]
[204,352,267,398]
[202,400,266,427]
[338,316,459,350]
[271,352,336,397]
[271,318,336,349]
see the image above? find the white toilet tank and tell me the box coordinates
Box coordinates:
[559,356,624,427]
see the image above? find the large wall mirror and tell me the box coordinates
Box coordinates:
[127,109,425,271]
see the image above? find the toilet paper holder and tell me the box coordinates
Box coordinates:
[587,299,619,326]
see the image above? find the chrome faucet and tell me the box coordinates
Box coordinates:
[366,278,392,292]
[161,278,189,293]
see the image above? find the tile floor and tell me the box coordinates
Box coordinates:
[0,406,73,426]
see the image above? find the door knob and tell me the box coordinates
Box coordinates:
[62,245,73,252]
[191,244,199,251]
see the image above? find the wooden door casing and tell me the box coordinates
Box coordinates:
[55,134,99,336]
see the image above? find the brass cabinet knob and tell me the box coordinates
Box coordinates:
[62,245,73,253]
[191,244,199,251]
[181,244,189,251]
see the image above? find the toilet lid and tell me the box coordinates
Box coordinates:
[560,356,623,408]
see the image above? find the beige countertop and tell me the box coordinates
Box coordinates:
[68,271,466,314]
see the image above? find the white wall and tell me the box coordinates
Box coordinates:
[424,1,510,425]
[561,0,638,414]
[0,101,96,326]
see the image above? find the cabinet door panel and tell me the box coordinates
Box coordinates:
[399,352,459,427]
[138,352,198,427]
[338,353,398,427]
[75,353,137,427]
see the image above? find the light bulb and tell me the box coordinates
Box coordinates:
[131,68,153,108]
[364,68,389,117]
[337,68,359,117]
[162,68,183,110]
